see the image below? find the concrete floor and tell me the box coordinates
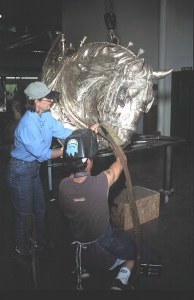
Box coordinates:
[0,140,193,292]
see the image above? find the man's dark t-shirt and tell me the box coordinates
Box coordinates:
[59,172,110,243]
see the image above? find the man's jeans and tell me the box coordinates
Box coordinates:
[6,158,46,253]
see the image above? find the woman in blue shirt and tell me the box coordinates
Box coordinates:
[6,81,98,257]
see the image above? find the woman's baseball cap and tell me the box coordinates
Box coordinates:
[24,81,60,100]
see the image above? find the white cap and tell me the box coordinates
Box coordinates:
[24,81,51,100]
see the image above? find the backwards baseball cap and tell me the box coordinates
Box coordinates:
[24,81,60,100]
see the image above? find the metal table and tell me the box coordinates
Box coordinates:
[46,135,185,203]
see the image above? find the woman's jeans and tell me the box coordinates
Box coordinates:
[6,157,46,253]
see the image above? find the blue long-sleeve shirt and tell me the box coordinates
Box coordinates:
[11,110,73,162]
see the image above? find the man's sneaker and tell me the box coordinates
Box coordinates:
[110,279,135,290]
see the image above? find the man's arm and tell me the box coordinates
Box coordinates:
[103,156,123,188]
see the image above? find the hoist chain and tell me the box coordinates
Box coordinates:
[104,0,119,44]
[104,0,114,14]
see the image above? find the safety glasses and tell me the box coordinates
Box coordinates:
[41,99,54,103]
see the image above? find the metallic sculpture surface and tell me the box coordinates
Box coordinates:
[42,34,172,149]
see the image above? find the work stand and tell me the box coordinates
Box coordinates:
[46,135,184,204]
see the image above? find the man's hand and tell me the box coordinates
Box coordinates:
[90,123,99,134]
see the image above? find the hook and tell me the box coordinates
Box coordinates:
[109,29,119,44]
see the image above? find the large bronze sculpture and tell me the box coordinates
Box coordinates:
[41,34,172,149]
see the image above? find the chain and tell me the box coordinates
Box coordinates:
[104,0,114,14]
[103,0,119,44]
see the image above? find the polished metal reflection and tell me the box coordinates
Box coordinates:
[42,34,172,150]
